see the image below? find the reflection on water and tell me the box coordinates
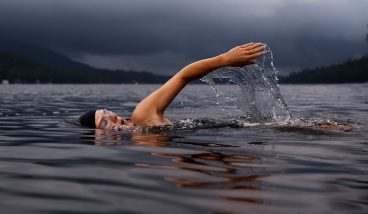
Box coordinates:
[95,130,267,206]
[0,84,367,214]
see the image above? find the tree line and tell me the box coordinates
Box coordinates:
[279,56,368,84]
[1,52,367,84]
[0,54,169,84]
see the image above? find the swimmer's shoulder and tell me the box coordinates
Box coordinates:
[130,106,172,126]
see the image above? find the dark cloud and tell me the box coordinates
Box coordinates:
[0,0,367,74]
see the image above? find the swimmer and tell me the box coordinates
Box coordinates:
[79,43,265,130]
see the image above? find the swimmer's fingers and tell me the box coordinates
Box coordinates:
[241,43,265,58]
[221,43,264,67]
[244,46,265,55]
[240,42,254,48]
[241,42,263,50]
[229,43,262,54]
[248,51,265,60]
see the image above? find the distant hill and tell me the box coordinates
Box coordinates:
[4,40,366,84]
[0,40,170,84]
[0,54,169,84]
[0,40,96,72]
[280,56,368,84]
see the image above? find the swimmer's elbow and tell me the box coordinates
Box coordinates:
[177,73,192,83]
[175,63,199,82]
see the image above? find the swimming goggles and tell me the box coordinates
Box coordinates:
[99,109,117,129]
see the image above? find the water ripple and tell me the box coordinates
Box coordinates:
[0,84,367,213]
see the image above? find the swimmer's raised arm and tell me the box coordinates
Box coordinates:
[178,43,265,81]
[131,43,265,126]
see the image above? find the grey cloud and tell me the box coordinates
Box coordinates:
[0,0,367,74]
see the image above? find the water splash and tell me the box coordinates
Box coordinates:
[285,117,355,132]
[200,44,290,124]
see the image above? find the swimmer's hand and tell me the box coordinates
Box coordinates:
[219,43,265,67]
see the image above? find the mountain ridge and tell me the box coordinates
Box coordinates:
[0,40,170,83]
[0,39,97,72]
[279,55,368,84]
[1,40,367,84]
[0,53,170,84]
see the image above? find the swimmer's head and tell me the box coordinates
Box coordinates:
[95,109,132,130]
[79,109,132,130]
[79,110,96,128]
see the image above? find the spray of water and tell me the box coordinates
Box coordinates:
[200,44,290,124]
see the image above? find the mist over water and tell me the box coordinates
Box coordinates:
[200,44,290,124]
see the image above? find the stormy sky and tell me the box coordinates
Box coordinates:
[0,0,367,75]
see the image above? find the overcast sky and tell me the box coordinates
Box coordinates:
[0,0,367,74]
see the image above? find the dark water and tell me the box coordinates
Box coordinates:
[0,84,367,214]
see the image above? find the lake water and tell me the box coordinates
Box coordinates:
[0,84,367,214]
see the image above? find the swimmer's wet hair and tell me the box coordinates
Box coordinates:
[79,110,96,128]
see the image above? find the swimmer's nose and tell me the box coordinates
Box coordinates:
[109,114,118,123]
[116,117,120,124]
[115,116,124,125]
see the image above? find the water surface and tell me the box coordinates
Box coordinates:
[0,84,367,214]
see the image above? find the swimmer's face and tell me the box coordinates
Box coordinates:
[95,109,131,130]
